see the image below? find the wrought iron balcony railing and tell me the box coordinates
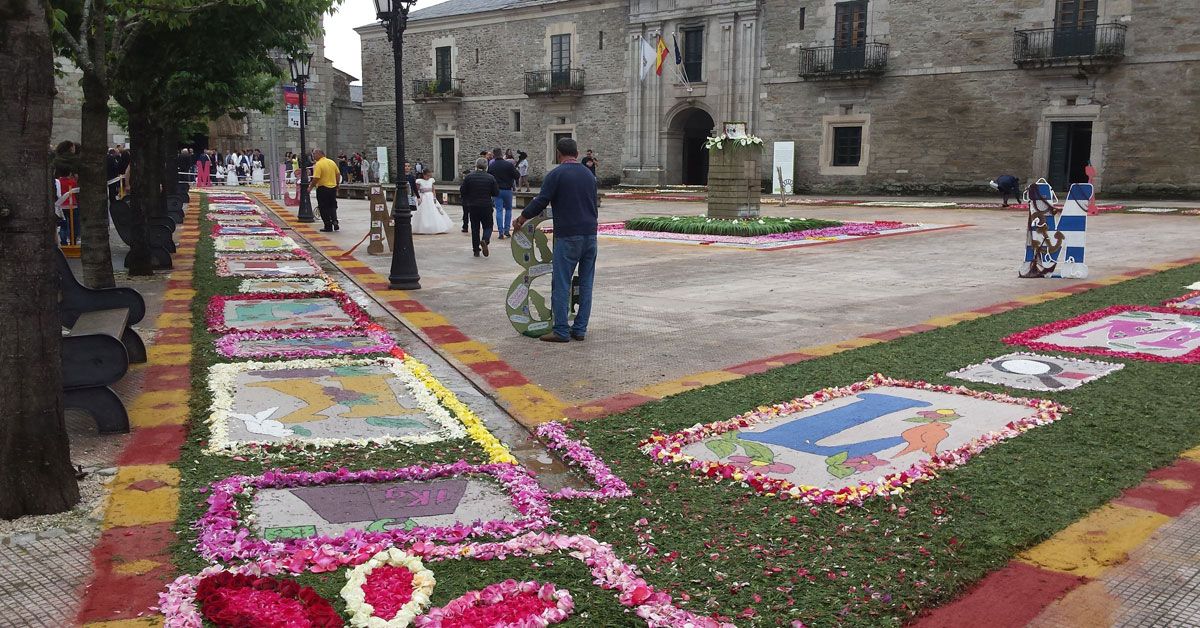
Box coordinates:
[799,43,889,79]
[411,78,464,99]
[1013,23,1127,67]
[524,69,585,96]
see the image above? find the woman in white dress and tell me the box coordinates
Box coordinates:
[224,163,239,186]
[411,171,452,234]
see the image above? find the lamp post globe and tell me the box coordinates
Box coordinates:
[376,0,421,290]
[288,51,316,223]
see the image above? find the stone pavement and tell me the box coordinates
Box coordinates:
[0,252,170,628]
[292,194,1200,409]
[916,446,1200,628]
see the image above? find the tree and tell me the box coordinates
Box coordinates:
[110,0,337,252]
[0,0,81,519]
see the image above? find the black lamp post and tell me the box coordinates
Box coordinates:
[375,0,421,290]
[288,52,316,223]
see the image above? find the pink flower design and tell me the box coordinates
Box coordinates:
[725,455,796,475]
[844,454,888,473]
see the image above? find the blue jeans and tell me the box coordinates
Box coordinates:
[551,235,597,338]
[493,189,513,235]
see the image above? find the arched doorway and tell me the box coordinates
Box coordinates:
[680,108,714,185]
[666,107,714,186]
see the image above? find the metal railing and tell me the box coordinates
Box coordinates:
[1014,23,1127,67]
[799,42,889,79]
[524,69,585,95]
[411,77,464,98]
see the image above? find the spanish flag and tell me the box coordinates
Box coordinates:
[655,35,669,76]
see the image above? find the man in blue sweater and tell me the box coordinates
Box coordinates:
[513,137,598,343]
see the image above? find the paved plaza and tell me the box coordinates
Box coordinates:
[315,196,1200,405]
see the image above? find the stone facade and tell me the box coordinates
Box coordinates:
[51,59,129,146]
[358,0,1200,196]
[358,0,628,184]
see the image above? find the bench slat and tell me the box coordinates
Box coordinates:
[67,308,129,338]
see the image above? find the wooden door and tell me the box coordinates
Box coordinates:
[834,1,868,70]
[1054,0,1098,56]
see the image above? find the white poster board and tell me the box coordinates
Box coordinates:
[287,107,301,129]
[376,146,390,184]
[772,141,795,195]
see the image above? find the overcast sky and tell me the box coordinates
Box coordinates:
[324,0,453,81]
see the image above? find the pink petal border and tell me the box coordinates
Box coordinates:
[1003,305,1200,364]
[639,374,1068,507]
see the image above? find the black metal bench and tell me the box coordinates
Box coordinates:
[57,250,146,433]
[109,198,174,269]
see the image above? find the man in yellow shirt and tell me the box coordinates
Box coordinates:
[310,149,342,231]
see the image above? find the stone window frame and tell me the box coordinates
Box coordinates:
[819,113,871,176]
[1032,103,1106,193]
[546,124,576,172]
[432,132,458,183]
[544,22,579,70]
[430,36,457,81]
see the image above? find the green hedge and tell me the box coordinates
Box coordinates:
[624,215,842,236]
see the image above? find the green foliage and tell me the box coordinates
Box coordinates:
[625,215,842,236]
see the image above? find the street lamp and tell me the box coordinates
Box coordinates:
[375,0,421,290]
[288,51,316,223]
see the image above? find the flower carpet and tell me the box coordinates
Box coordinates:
[102,189,1200,627]
[156,191,723,628]
[595,220,961,250]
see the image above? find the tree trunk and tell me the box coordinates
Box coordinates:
[78,40,117,287]
[159,124,180,218]
[124,111,155,275]
[0,0,81,519]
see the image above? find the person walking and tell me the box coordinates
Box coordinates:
[412,170,453,234]
[459,159,499,258]
[488,147,520,239]
[513,137,598,343]
[311,149,342,232]
[516,151,530,192]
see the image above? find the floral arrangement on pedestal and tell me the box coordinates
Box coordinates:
[341,549,436,628]
[704,133,764,151]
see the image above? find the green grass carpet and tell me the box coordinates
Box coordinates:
[174,199,1200,626]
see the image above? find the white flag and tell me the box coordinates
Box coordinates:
[639,35,656,81]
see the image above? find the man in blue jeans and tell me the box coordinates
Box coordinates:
[488,147,519,239]
[513,137,598,343]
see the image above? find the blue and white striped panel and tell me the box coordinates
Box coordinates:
[1050,183,1091,277]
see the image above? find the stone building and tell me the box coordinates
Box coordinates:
[210,34,366,160]
[359,0,1200,197]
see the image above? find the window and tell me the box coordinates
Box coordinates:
[682,27,703,82]
[512,109,522,132]
[599,31,604,50]
[551,34,571,73]
[435,46,451,91]
[799,7,806,30]
[1056,0,1098,30]
[831,126,863,167]
[834,1,868,49]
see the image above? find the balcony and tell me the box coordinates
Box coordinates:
[799,43,889,80]
[524,69,585,96]
[411,78,464,100]
[1013,24,1127,69]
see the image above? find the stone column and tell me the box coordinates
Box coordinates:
[706,142,762,219]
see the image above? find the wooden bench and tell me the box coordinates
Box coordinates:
[109,198,174,269]
[57,250,147,433]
